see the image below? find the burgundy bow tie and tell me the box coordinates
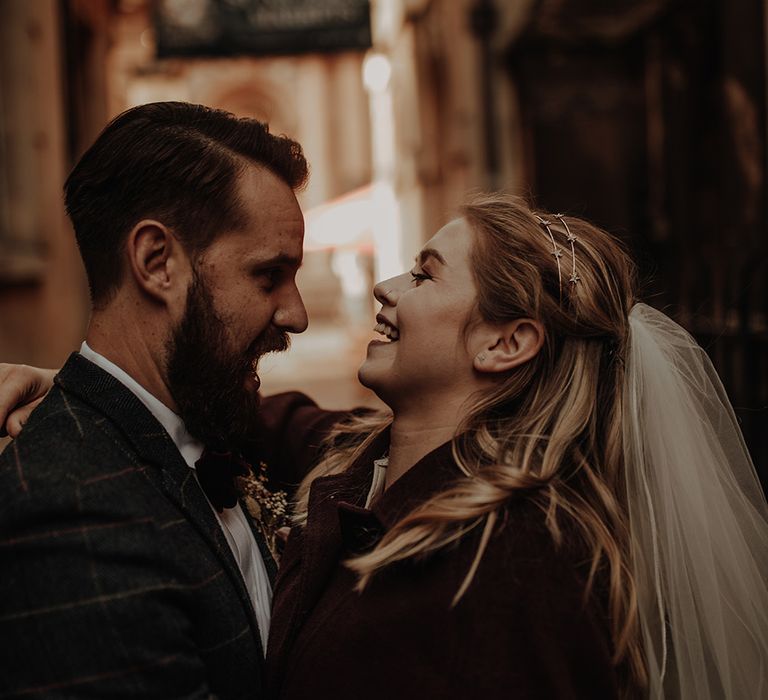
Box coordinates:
[195,447,251,513]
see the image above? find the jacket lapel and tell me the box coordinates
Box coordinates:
[269,432,386,672]
[270,434,462,671]
[54,353,263,647]
[266,471,357,688]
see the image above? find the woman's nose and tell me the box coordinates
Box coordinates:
[373,277,400,306]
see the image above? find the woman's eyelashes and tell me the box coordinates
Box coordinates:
[410,269,432,284]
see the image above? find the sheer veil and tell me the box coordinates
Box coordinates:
[623,303,768,698]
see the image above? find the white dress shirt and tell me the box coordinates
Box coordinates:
[365,456,389,508]
[79,342,272,653]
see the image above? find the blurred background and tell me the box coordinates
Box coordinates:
[0,0,766,485]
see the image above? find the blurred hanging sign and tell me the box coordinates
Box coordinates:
[155,0,372,58]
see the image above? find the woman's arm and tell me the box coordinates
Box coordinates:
[0,363,57,437]
[243,391,354,489]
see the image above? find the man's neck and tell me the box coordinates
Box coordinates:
[86,311,176,411]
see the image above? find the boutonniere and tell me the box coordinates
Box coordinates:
[237,461,290,563]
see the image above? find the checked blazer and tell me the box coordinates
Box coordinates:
[0,353,273,699]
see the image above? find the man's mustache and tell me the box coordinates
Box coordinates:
[247,327,290,362]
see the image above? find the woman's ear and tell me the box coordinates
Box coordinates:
[125,220,188,303]
[473,318,545,374]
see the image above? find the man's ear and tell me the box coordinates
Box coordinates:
[125,220,188,303]
[473,318,545,374]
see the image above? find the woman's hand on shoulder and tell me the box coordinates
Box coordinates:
[0,363,57,438]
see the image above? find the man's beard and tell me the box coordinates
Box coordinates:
[166,272,289,445]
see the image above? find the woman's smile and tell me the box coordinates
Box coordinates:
[373,314,399,342]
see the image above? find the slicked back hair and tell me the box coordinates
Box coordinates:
[64,101,308,306]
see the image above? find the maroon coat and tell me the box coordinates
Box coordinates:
[259,394,620,700]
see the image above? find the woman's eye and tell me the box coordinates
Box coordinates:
[410,270,431,283]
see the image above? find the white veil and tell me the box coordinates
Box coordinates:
[623,303,768,698]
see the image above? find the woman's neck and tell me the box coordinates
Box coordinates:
[385,412,460,490]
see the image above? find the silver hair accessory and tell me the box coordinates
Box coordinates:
[535,216,563,295]
[554,213,580,285]
[535,213,580,301]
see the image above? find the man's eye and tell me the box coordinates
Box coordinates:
[254,269,280,288]
[410,270,431,283]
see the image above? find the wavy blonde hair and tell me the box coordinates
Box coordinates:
[293,193,644,692]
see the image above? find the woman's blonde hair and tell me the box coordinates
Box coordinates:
[293,193,644,691]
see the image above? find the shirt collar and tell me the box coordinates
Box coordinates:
[79,341,203,468]
[365,456,389,508]
[318,434,462,556]
[320,429,462,530]
[367,440,460,528]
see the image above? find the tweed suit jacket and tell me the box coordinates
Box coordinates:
[0,353,274,699]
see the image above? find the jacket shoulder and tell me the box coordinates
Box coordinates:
[0,385,146,500]
[482,496,595,587]
[452,497,618,694]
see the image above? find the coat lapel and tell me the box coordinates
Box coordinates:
[268,431,386,681]
[266,472,357,689]
[269,433,462,676]
[54,353,263,647]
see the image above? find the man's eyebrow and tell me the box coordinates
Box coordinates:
[416,248,447,266]
[248,252,302,268]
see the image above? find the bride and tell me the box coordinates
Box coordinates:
[2,193,767,698]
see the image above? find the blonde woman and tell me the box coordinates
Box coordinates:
[264,194,768,699]
[2,195,766,698]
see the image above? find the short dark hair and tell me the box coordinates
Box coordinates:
[64,101,308,304]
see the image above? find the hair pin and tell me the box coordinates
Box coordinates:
[535,215,563,299]
[535,213,580,302]
[554,214,580,285]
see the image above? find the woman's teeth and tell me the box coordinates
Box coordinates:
[374,322,399,341]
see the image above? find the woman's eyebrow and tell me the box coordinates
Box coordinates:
[416,248,447,266]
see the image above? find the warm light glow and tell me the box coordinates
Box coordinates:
[332,249,368,299]
[303,186,373,249]
[160,0,209,28]
[362,53,392,93]
[371,181,403,282]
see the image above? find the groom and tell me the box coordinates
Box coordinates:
[0,102,321,698]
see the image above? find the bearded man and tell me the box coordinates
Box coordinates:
[0,102,320,698]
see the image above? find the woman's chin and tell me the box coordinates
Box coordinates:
[357,362,376,390]
[357,361,390,397]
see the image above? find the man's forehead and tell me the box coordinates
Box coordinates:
[204,210,304,268]
[234,166,304,232]
[237,163,297,201]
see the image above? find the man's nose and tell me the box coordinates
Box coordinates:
[274,284,309,333]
